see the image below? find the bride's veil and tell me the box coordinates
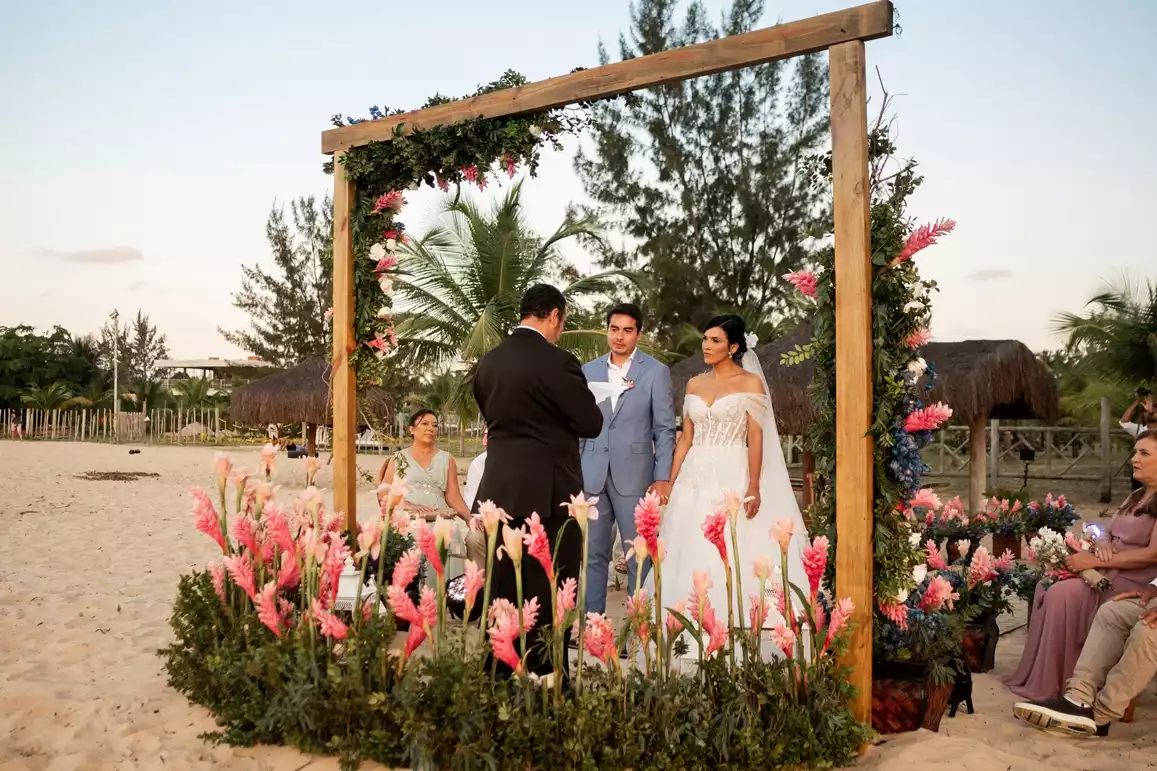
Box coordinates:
[739,337,810,566]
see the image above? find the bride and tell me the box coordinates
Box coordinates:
[652,314,809,655]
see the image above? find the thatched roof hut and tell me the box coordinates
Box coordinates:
[230,358,394,428]
[670,322,1059,430]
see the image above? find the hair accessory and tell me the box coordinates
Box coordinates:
[744,332,758,349]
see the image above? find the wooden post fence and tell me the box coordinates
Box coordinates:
[1099,396,1113,503]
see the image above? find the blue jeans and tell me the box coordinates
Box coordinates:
[584,475,651,613]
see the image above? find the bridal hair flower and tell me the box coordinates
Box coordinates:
[744,332,758,349]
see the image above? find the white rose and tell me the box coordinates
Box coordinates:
[376,306,392,320]
[378,277,394,295]
[528,124,542,138]
[908,532,922,548]
[904,300,925,313]
[912,564,928,584]
[385,238,397,252]
[895,588,909,604]
[907,357,927,377]
[370,243,386,260]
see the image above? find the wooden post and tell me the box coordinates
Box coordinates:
[1099,396,1113,503]
[988,418,999,492]
[802,450,816,508]
[306,423,318,457]
[969,417,986,514]
[332,151,358,532]
[830,38,873,724]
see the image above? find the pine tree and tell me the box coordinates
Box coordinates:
[573,0,830,342]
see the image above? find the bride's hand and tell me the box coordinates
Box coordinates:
[744,488,760,520]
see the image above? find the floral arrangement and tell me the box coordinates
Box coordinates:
[1026,525,1112,592]
[161,456,873,769]
[1021,493,1079,536]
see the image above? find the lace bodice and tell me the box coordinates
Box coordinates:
[684,392,763,448]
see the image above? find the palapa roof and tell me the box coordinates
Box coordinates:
[670,322,1058,433]
[230,358,394,427]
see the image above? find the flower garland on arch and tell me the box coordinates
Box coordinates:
[325,70,603,386]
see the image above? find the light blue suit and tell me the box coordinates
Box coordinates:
[580,350,676,612]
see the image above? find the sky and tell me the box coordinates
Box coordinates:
[2,0,1155,358]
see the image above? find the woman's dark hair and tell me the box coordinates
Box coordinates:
[703,314,747,361]
[1139,429,1156,443]
[606,302,644,333]
[408,409,438,428]
[520,283,567,320]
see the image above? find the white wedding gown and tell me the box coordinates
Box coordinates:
[650,387,809,661]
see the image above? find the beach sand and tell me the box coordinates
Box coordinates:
[2,441,1155,770]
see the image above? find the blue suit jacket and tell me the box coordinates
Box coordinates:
[580,351,676,497]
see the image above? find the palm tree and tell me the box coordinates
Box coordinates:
[20,382,89,410]
[393,181,636,371]
[171,376,225,409]
[1053,275,1157,386]
[77,375,113,409]
[129,377,171,413]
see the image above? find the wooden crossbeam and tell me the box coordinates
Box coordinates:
[321,1,893,154]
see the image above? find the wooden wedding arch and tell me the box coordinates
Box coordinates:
[321,0,894,721]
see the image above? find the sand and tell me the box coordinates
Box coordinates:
[2,441,1155,771]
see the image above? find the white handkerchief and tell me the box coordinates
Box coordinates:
[588,381,618,404]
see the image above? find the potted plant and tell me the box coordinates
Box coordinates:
[986,487,1033,558]
[1020,493,1078,544]
[932,544,1022,673]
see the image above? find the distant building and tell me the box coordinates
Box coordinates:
[156,357,279,389]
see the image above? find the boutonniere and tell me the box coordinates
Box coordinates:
[623,380,635,391]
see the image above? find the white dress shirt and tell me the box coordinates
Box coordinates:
[606,348,637,413]
[464,451,487,509]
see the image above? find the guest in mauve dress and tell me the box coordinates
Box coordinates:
[1006,431,1157,701]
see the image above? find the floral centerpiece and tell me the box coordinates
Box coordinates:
[1021,493,1079,538]
[1026,525,1112,592]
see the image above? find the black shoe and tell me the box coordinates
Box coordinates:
[1013,697,1109,737]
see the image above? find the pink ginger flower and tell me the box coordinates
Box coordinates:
[801,535,829,599]
[462,165,479,183]
[278,597,295,628]
[416,523,444,581]
[386,584,420,626]
[905,328,932,349]
[1011,499,1023,514]
[904,402,954,432]
[908,488,942,512]
[232,515,260,556]
[323,307,334,322]
[212,453,232,496]
[435,173,450,192]
[702,508,729,565]
[316,609,348,640]
[277,552,301,590]
[223,554,257,600]
[782,270,819,299]
[463,560,485,612]
[476,174,488,191]
[634,492,663,554]
[823,597,855,653]
[753,555,774,582]
[921,575,959,612]
[372,189,405,213]
[374,254,399,273]
[994,549,1015,571]
[626,589,651,645]
[191,488,227,553]
[263,504,295,557]
[255,582,283,638]
[1064,531,1084,553]
[504,153,517,178]
[489,597,517,623]
[748,594,769,631]
[365,334,392,356]
[356,521,383,561]
[666,599,687,635]
[879,600,909,631]
[523,512,554,584]
[701,604,728,657]
[259,443,276,478]
[561,492,599,528]
[925,540,948,570]
[320,540,351,608]
[771,518,795,554]
[769,583,786,617]
[555,576,577,628]
[690,570,712,613]
[771,624,796,658]
[488,605,523,672]
[583,612,617,664]
[475,499,510,536]
[497,523,525,567]
[209,561,226,602]
[891,218,956,266]
[968,546,997,587]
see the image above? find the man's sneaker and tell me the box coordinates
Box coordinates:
[1013,697,1109,737]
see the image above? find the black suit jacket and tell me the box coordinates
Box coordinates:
[472,328,603,522]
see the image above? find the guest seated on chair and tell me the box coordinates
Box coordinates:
[378,409,486,583]
[1005,430,1157,701]
[1014,577,1157,736]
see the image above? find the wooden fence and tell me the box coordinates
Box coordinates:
[2,407,239,444]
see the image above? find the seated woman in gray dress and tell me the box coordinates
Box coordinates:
[378,409,486,584]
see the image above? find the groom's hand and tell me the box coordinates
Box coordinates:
[648,480,671,504]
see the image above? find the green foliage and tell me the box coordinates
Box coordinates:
[573,0,830,347]
[171,376,228,409]
[20,381,89,410]
[220,196,333,366]
[1053,274,1157,386]
[99,310,170,384]
[0,325,102,409]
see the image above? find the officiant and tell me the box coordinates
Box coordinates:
[472,284,603,676]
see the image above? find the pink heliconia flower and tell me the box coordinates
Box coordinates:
[666,599,687,634]
[905,328,933,349]
[475,499,510,536]
[416,523,444,581]
[389,548,421,589]
[488,605,523,672]
[801,536,828,599]
[782,270,818,299]
[583,612,617,664]
[489,597,517,623]
[892,218,956,266]
[278,597,294,628]
[925,540,948,570]
[701,604,728,657]
[562,492,599,528]
[365,334,392,356]
[256,582,283,637]
[823,597,855,653]
[386,584,420,627]
[814,603,827,635]
[223,554,257,600]
[753,555,774,582]
[372,189,406,214]
[374,254,399,273]
[771,624,796,658]
[191,488,227,553]
[994,549,1015,571]
[390,509,412,538]
[277,552,300,590]
[555,576,577,628]
[209,561,226,602]
[463,560,485,612]
[921,575,959,612]
[462,165,479,184]
[418,585,438,631]
[316,609,348,640]
[879,600,909,631]
[232,515,260,557]
[908,488,942,512]
[748,594,769,631]
[769,583,786,617]
[968,547,997,588]
[771,518,795,554]
[477,174,489,191]
[702,507,729,564]
[504,153,517,178]
[691,570,712,612]
[320,540,351,609]
[626,590,651,644]
[436,173,450,192]
[634,492,663,554]
[213,453,232,495]
[263,504,295,557]
[523,512,554,584]
[904,402,953,432]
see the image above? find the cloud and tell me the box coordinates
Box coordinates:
[966,268,1013,282]
[128,280,147,291]
[32,246,143,264]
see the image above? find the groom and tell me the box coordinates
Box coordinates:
[582,303,676,612]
